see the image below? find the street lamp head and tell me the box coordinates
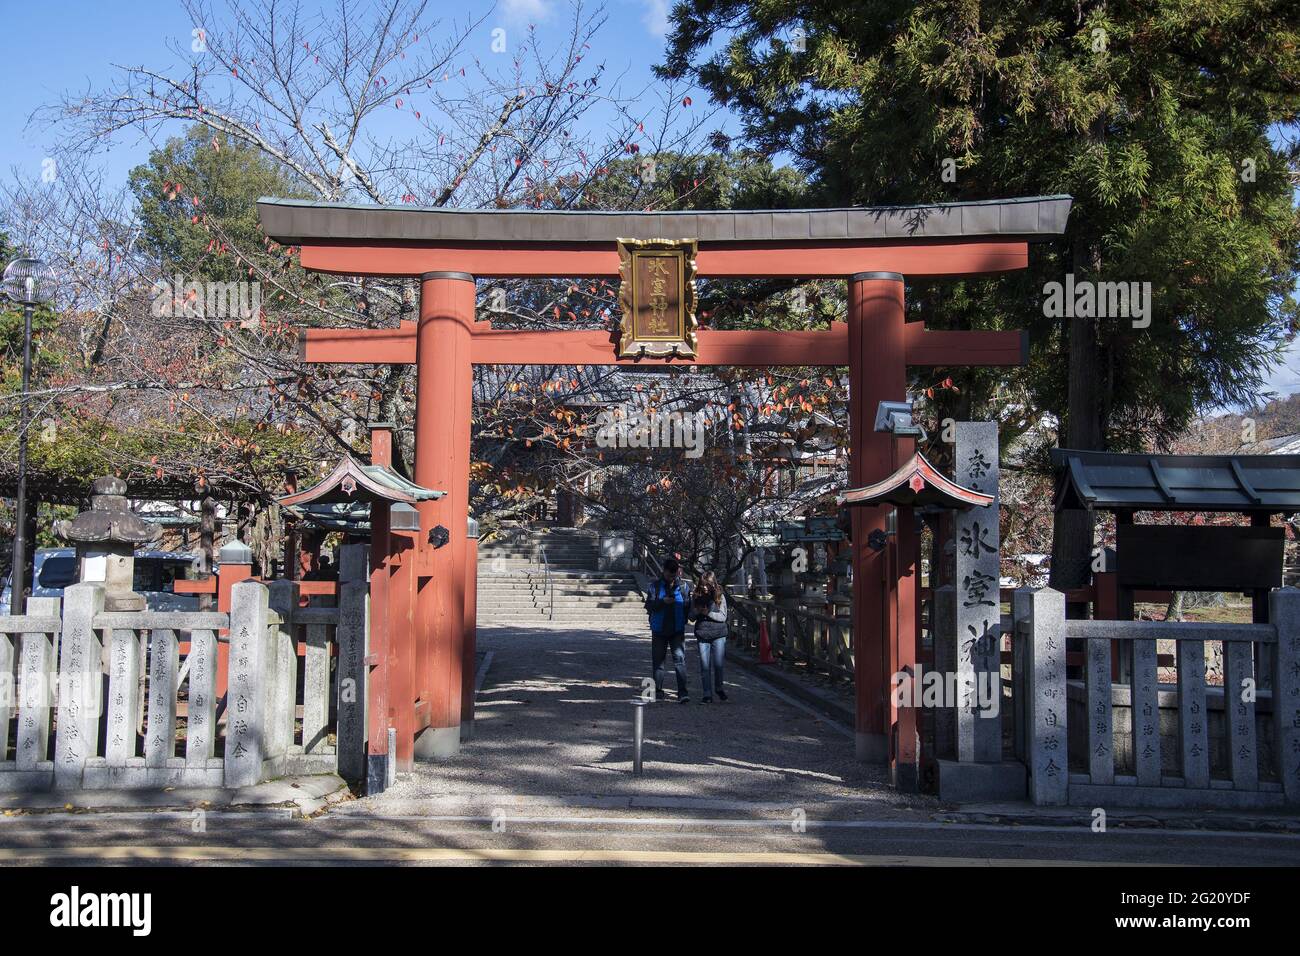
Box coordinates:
[2,256,53,306]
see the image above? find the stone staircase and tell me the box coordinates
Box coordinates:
[475,527,648,625]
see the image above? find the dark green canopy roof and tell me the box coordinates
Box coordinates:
[1051,449,1300,513]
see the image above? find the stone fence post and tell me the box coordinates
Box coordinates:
[20,596,61,770]
[1023,587,1067,805]
[225,580,275,789]
[1012,588,1030,764]
[267,581,300,773]
[53,583,105,788]
[1270,588,1300,804]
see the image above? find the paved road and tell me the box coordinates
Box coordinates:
[2,812,1299,865]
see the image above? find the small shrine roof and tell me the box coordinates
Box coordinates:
[278,456,444,508]
[837,453,994,510]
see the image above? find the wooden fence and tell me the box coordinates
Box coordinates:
[728,596,854,681]
[0,543,367,792]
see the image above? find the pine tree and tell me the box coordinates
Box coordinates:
[660,0,1300,586]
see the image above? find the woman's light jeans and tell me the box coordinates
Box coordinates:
[696,636,726,699]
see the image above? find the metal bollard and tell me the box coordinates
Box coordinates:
[632,699,649,774]
[386,727,397,788]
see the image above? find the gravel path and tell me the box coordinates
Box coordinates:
[342,623,939,819]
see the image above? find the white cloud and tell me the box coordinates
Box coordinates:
[502,0,552,22]
[641,0,670,37]
[1260,335,1300,400]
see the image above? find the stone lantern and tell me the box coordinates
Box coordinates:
[54,475,160,611]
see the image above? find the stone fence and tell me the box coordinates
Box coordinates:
[1016,587,1300,809]
[0,544,368,792]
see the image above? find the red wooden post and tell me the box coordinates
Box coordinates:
[884,527,900,762]
[367,425,394,788]
[895,504,920,788]
[848,272,908,762]
[413,272,473,758]
[297,530,322,580]
[415,574,434,729]
[215,540,253,699]
[462,519,479,736]
[387,519,418,770]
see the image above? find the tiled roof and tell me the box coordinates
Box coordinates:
[1051,448,1300,512]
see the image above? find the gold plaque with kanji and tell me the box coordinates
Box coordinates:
[616,238,698,358]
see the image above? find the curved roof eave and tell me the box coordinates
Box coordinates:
[837,452,994,510]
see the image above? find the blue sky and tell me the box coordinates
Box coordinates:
[1,0,1297,405]
[0,0,690,182]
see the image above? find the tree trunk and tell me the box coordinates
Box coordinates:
[1164,590,1185,622]
[1049,236,1105,592]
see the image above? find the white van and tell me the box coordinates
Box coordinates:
[0,548,200,614]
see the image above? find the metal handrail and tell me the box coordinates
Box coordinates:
[641,545,664,581]
[539,545,554,621]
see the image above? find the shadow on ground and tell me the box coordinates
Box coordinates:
[344,623,935,818]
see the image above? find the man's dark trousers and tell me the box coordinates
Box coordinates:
[652,631,688,697]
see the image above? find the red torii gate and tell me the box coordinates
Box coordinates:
[258,195,1071,783]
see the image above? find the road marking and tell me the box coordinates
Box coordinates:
[0,845,1134,866]
[0,810,296,824]
[3,811,1295,843]
[313,814,1300,839]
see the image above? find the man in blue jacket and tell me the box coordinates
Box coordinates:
[646,558,691,702]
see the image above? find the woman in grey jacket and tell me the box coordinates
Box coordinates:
[690,572,729,703]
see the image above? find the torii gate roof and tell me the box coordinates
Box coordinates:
[837,452,994,510]
[259,195,1072,246]
[257,195,1071,281]
[278,455,444,508]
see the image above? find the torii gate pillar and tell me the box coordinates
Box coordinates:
[412,272,475,758]
[848,273,914,762]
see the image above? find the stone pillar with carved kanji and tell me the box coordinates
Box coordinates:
[950,422,1002,763]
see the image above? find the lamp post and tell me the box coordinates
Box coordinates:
[3,256,53,614]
